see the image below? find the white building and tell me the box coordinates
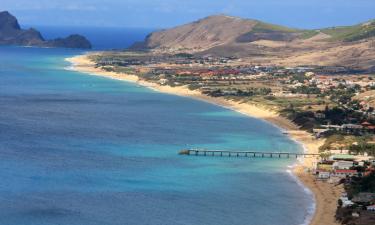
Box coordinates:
[333,161,353,170]
[367,205,375,211]
[340,195,354,208]
[317,171,330,179]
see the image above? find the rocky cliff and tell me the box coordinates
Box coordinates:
[0,11,91,49]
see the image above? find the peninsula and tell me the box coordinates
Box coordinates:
[0,11,92,49]
[68,15,375,225]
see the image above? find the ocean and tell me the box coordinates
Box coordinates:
[0,28,314,225]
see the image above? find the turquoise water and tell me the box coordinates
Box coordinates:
[0,46,313,225]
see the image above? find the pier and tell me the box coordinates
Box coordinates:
[179,149,320,159]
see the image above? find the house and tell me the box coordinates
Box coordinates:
[352,192,375,204]
[158,78,168,85]
[341,124,363,134]
[333,169,357,178]
[340,195,354,207]
[322,124,341,131]
[365,125,375,134]
[333,161,354,170]
[362,121,372,127]
[367,205,375,211]
[312,128,329,137]
[330,154,355,161]
[317,162,334,171]
[316,170,330,179]
[342,200,354,207]
[314,112,326,119]
[329,149,350,155]
[351,212,360,217]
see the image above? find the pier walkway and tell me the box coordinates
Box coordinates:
[179,149,320,159]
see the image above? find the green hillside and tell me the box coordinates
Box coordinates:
[299,30,320,39]
[253,21,299,33]
[321,20,375,41]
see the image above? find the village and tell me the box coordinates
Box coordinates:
[313,152,375,224]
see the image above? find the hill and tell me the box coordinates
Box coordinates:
[320,20,375,42]
[132,15,304,51]
[131,15,375,70]
[0,11,91,49]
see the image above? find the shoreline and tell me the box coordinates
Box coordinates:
[66,53,342,225]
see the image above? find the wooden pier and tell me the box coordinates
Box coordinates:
[179,149,320,159]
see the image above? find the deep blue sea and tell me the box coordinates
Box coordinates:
[0,28,313,225]
[36,26,154,50]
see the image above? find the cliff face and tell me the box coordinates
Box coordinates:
[0,11,91,49]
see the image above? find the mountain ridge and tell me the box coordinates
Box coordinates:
[131,14,375,70]
[132,14,375,53]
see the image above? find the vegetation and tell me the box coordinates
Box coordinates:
[348,171,375,195]
[174,53,194,58]
[291,85,321,95]
[350,139,375,156]
[318,134,375,156]
[299,30,320,39]
[321,21,375,42]
[319,134,357,151]
[206,87,272,97]
[252,21,299,33]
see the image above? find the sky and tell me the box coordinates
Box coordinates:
[2,0,375,29]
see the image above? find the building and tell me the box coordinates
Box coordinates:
[317,161,335,171]
[333,169,357,178]
[329,149,350,155]
[341,124,364,134]
[352,192,375,204]
[314,112,326,119]
[340,194,354,207]
[367,205,375,211]
[316,170,330,179]
[330,154,355,161]
[333,161,354,170]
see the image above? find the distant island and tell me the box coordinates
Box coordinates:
[0,11,92,49]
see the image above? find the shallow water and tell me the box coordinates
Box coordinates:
[0,46,314,225]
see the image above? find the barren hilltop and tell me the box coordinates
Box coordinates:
[132,15,375,71]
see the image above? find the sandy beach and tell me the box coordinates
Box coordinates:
[66,54,343,225]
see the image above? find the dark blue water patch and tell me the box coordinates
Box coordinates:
[33,26,154,50]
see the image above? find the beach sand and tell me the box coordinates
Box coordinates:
[66,54,343,225]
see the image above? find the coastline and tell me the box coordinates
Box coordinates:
[66,53,343,225]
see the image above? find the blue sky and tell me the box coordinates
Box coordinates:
[2,0,375,29]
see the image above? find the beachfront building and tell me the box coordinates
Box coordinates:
[352,192,375,205]
[330,154,355,161]
[316,170,330,179]
[333,161,354,170]
[333,169,358,178]
[328,149,350,155]
[367,205,375,211]
[340,195,354,207]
